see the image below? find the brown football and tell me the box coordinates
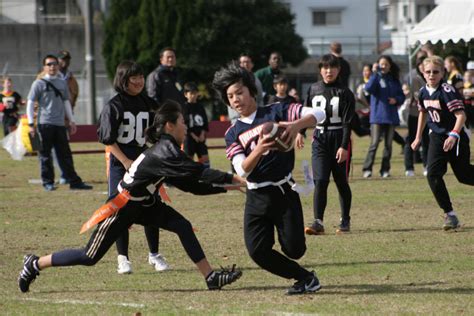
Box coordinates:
[261,122,294,152]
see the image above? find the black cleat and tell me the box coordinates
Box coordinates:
[70,182,93,190]
[305,219,325,235]
[287,271,321,295]
[18,254,40,293]
[443,214,460,231]
[206,264,242,290]
[336,218,351,234]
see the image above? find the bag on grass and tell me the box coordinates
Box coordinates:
[1,123,27,160]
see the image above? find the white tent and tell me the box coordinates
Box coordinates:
[408,0,473,45]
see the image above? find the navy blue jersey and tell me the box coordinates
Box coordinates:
[98,92,156,158]
[183,101,208,135]
[304,81,355,149]
[418,82,464,135]
[225,102,303,183]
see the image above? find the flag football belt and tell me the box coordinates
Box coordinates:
[117,182,171,203]
[80,189,131,234]
[315,126,342,134]
[246,173,295,194]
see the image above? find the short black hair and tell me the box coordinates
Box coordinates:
[42,54,58,65]
[318,54,340,69]
[145,101,182,144]
[212,61,257,105]
[184,82,198,93]
[113,60,144,94]
[273,75,288,85]
[160,47,176,58]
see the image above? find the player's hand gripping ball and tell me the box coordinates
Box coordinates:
[261,122,294,152]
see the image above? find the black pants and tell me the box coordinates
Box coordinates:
[427,131,474,212]
[37,124,82,186]
[2,115,18,136]
[51,196,205,266]
[244,184,310,281]
[404,115,429,171]
[312,129,352,222]
[108,153,159,258]
[363,124,395,174]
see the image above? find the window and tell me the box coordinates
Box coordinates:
[312,10,341,26]
[38,0,82,23]
[379,7,388,25]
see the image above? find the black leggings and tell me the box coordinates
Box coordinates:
[51,198,205,266]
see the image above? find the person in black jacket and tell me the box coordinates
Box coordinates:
[146,47,186,108]
[98,60,169,275]
[18,101,244,293]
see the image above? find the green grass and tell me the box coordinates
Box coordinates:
[1,133,473,315]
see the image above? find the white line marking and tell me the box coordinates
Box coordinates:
[21,297,145,308]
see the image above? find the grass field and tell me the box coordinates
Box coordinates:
[0,133,473,315]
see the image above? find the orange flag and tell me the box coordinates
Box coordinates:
[80,190,131,234]
[158,185,171,203]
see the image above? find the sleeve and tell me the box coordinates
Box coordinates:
[201,104,209,131]
[69,76,79,108]
[27,80,40,102]
[274,102,303,122]
[97,100,121,145]
[225,128,245,161]
[442,83,464,112]
[166,178,227,195]
[61,82,70,102]
[393,80,405,106]
[417,89,427,113]
[341,90,356,149]
[146,71,160,103]
[364,73,380,95]
[64,100,75,123]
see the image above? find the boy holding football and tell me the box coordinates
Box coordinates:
[213,62,326,295]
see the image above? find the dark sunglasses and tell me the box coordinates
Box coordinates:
[425,70,440,75]
[45,62,58,66]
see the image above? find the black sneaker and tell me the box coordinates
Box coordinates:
[305,219,325,235]
[336,218,351,234]
[287,271,321,295]
[70,182,93,190]
[443,214,460,231]
[206,264,242,290]
[18,254,40,293]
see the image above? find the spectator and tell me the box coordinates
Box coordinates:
[255,51,283,102]
[26,54,92,191]
[362,55,405,178]
[239,54,264,107]
[146,47,186,108]
[329,42,351,88]
[57,50,79,111]
[182,82,210,168]
[463,69,474,128]
[352,64,373,137]
[1,76,23,136]
[267,75,296,104]
[444,56,464,94]
[97,60,167,275]
[288,88,301,103]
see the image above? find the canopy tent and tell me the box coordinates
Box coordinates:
[408,0,473,46]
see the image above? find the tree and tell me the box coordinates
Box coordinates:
[103,0,307,82]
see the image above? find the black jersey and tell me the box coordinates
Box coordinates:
[183,101,208,135]
[418,82,464,135]
[225,102,304,183]
[0,91,21,117]
[267,95,296,104]
[120,134,233,199]
[304,81,355,149]
[98,92,157,155]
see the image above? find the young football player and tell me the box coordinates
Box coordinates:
[267,75,297,104]
[182,82,210,167]
[411,56,474,230]
[98,61,168,274]
[213,62,326,295]
[298,54,355,235]
[18,101,244,292]
[0,76,23,135]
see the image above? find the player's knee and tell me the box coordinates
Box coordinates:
[314,179,329,188]
[283,244,306,260]
[82,253,99,266]
[246,244,270,264]
[173,218,194,236]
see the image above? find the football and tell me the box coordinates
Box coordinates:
[261,122,294,152]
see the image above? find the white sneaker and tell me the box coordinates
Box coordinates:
[363,170,372,178]
[148,254,169,271]
[405,170,415,177]
[117,255,132,274]
[423,168,428,176]
[381,171,390,178]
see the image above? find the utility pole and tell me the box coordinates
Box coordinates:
[84,0,97,123]
[375,0,380,55]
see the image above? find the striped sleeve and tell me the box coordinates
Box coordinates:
[287,102,303,122]
[225,142,244,160]
[446,99,464,112]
